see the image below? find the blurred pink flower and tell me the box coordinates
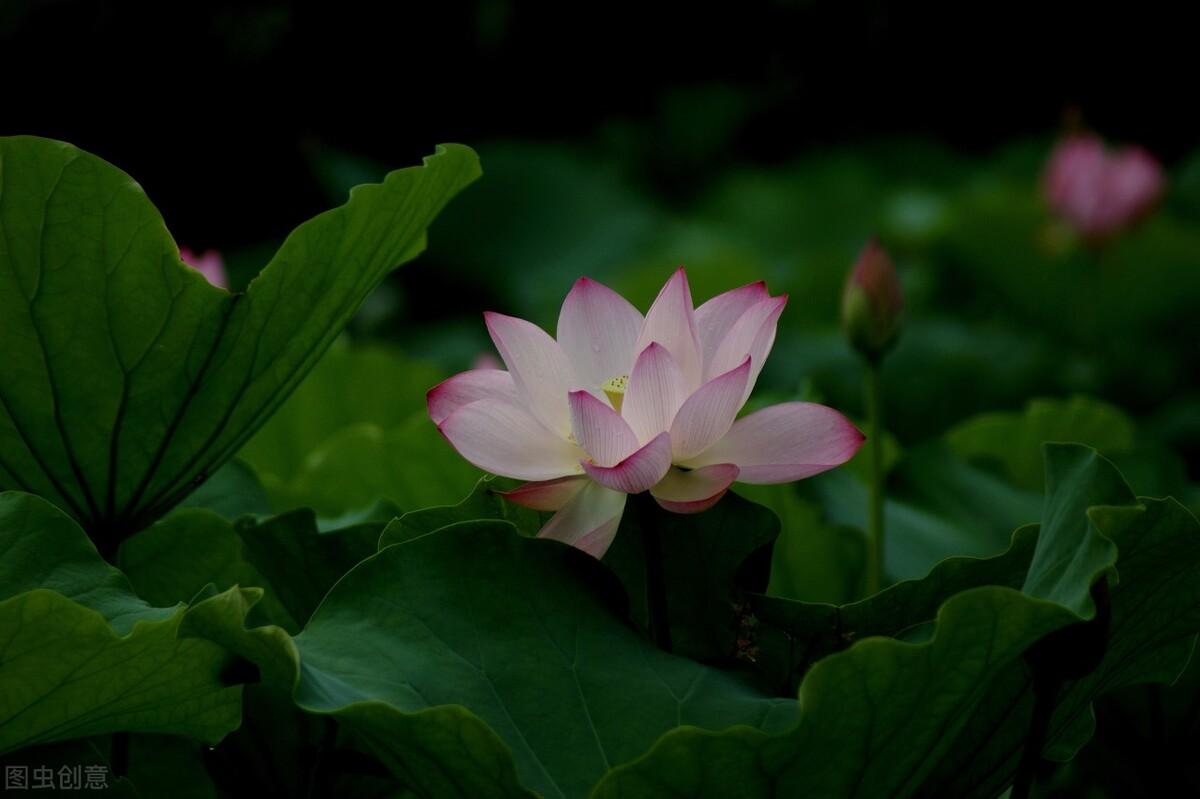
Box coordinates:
[1043,134,1164,238]
[179,247,228,289]
[429,269,864,558]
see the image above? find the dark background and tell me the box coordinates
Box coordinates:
[3,0,1194,249]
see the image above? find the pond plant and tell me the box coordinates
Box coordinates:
[2,133,1200,798]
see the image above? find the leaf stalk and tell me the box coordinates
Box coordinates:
[864,359,886,595]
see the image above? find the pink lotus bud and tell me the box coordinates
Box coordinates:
[841,238,903,360]
[179,247,228,289]
[1043,134,1164,238]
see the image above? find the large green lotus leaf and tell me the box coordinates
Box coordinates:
[237,339,445,486]
[379,475,545,545]
[926,515,1198,795]
[601,493,779,662]
[0,136,479,544]
[746,523,1041,697]
[264,414,482,517]
[124,734,219,799]
[1056,647,1200,796]
[591,445,1200,798]
[0,492,244,753]
[1019,444,1124,612]
[118,508,300,632]
[385,484,781,663]
[944,391,1200,524]
[4,499,393,791]
[946,395,1136,491]
[234,509,383,628]
[182,520,797,799]
[120,506,384,633]
[811,442,1042,580]
[0,737,145,797]
[172,458,272,521]
[888,443,1045,549]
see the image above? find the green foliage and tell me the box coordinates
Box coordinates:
[594,446,1200,798]
[238,340,444,485]
[0,493,243,753]
[182,521,796,798]
[0,738,148,797]
[173,459,272,520]
[0,136,479,548]
[947,396,1136,491]
[5,132,1200,797]
[380,474,545,544]
[811,443,1043,580]
[237,337,482,517]
[737,483,865,604]
[265,415,481,517]
[603,493,779,661]
[120,511,384,639]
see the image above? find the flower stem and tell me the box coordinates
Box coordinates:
[1011,673,1060,799]
[864,358,886,596]
[304,717,339,799]
[641,513,673,652]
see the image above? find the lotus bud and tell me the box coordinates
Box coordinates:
[841,238,903,360]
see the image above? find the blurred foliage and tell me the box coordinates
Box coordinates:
[946,396,1137,492]
[240,340,481,516]
[295,126,1200,470]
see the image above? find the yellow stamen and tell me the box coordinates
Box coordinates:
[601,374,629,413]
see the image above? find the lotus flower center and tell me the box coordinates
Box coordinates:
[601,374,629,413]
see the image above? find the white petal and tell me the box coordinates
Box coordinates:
[438,397,584,481]
[650,464,739,514]
[633,268,703,391]
[427,369,518,425]
[683,402,864,483]
[568,390,639,467]
[694,281,769,368]
[582,432,673,494]
[485,311,575,437]
[556,277,644,389]
[622,342,687,444]
[537,480,627,558]
[669,358,751,461]
[705,295,787,401]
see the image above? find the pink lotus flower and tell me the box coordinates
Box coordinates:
[428,269,864,558]
[179,247,229,289]
[1043,134,1164,238]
